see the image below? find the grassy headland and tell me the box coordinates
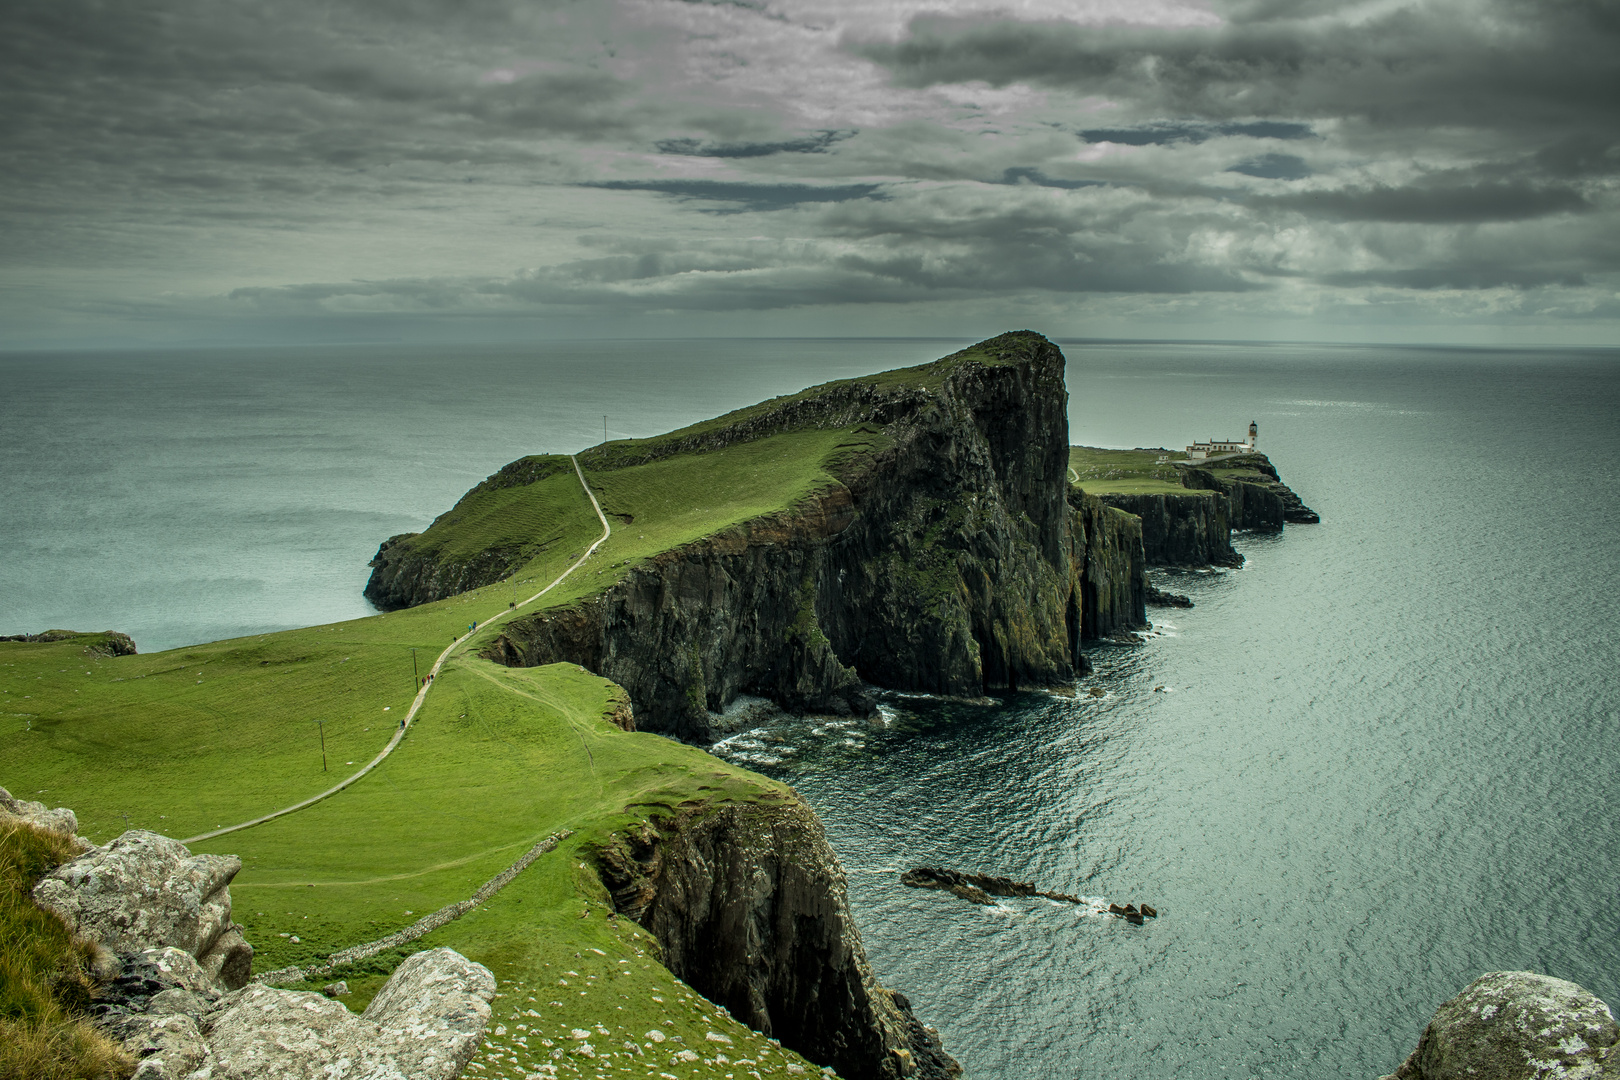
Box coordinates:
[1,339,1036,1078]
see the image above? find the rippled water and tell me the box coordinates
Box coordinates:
[714,343,1620,1078]
[5,339,1617,1078]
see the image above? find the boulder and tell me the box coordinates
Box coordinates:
[194,947,495,1080]
[116,1013,210,1080]
[98,947,223,1014]
[1380,971,1619,1080]
[0,785,90,847]
[32,830,253,990]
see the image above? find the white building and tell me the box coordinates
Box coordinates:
[1187,421,1258,459]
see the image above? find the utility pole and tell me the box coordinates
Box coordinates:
[603,415,608,445]
[412,648,419,690]
[314,719,327,772]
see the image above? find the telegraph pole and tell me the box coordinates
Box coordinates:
[603,415,608,445]
[412,648,419,689]
[314,719,327,772]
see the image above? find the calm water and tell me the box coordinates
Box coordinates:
[4,339,1618,1078]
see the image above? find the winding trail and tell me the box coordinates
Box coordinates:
[184,456,611,845]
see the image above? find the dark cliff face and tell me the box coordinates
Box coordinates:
[483,332,1123,740]
[595,797,960,1080]
[1071,493,1148,639]
[1098,491,1242,567]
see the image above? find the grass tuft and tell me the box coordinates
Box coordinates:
[0,821,133,1080]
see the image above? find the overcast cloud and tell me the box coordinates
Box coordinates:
[1,0,1616,346]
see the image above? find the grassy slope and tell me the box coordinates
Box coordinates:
[1067,445,1206,496]
[1,356,941,1079]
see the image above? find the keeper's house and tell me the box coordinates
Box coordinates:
[1187,421,1259,460]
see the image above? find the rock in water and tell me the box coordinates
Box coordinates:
[33,829,253,990]
[1379,971,1619,1080]
[195,948,495,1080]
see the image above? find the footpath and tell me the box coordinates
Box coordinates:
[184,455,611,845]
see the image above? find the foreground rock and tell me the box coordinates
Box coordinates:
[192,948,495,1080]
[1380,971,1619,1080]
[33,829,253,991]
[1,785,92,846]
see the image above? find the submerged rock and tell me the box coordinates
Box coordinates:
[33,829,253,990]
[1379,971,1619,1080]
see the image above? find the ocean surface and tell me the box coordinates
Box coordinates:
[4,338,1618,1078]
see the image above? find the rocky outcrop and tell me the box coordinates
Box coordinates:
[596,796,960,1080]
[1179,453,1318,531]
[1098,490,1241,567]
[364,531,531,611]
[34,829,254,992]
[1379,971,1618,1080]
[192,949,495,1080]
[1,785,92,846]
[483,333,1107,741]
[0,629,137,654]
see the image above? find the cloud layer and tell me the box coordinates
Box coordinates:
[1,0,1616,345]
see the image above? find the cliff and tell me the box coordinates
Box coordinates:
[1095,490,1240,568]
[1179,453,1319,531]
[1072,493,1148,640]
[595,796,959,1080]
[474,332,1142,741]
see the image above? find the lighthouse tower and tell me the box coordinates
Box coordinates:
[1248,421,1259,449]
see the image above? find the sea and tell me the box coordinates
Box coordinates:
[3,338,1617,1079]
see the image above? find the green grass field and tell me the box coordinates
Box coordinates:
[1067,445,1197,495]
[1,362,929,1079]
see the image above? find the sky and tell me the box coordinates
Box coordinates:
[3,0,1617,348]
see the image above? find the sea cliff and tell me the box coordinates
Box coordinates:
[401,331,1150,741]
[596,795,958,1080]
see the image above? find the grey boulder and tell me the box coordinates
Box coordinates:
[32,830,252,990]
[194,947,495,1080]
[1382,971,1619,1080]
[116,1013,211,1080]
[0,785,90,848]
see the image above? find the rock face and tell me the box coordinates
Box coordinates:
[1380,971,1619,1080]
[193,948,496,1080]
[1071,492,1148,640]
[596,797,960,1080]
[33,829,253,991]
[475,333,1140,741]
[1098,490,1241,567]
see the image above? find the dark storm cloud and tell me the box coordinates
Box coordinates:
[0,0,637,194]
[1257,181,1590,223]
[1078,121,1316,146]
[856,2,1620,135]
[580,180,887,212]
[656,130,856,157]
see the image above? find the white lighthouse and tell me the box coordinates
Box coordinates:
[1248,421,1258,449]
